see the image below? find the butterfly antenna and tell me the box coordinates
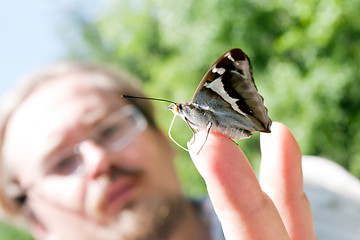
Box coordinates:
[121,95,176,104]
[122,95,187,150]
[168,115,188,152]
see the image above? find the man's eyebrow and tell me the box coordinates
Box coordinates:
[82,107,110,126]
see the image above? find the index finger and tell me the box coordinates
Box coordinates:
[188,132,289,240]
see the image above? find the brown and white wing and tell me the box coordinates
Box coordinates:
[192,48,271,132]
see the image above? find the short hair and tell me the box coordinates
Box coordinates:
[0,61,156,216]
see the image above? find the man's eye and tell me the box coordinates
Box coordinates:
[101,125,122,138]
[50,155,82,176]
[100,122,130,142]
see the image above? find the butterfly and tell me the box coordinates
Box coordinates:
[166,48,272,149]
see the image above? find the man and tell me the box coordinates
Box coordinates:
[0,61,315,239]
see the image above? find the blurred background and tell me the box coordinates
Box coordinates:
[1,0,360,238]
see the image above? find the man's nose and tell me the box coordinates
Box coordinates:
[77,140,110,179]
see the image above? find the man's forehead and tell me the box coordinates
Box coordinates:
[2,76,124,174]
[9,77,116,129]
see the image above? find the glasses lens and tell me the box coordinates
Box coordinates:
[96,105,148,152]
[45,149,83,176]
[43,105,147,176]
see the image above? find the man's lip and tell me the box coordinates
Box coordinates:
[102,176,138,212]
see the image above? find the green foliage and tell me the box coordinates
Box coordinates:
[63,0,360,195]
[0,221,33,240]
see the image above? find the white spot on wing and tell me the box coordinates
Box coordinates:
[212,67,226,75]
[225,52,235,61]
[205,77,246,115]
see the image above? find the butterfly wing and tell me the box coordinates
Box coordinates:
[192,48,271,133]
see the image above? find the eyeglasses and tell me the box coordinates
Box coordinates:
[7,104,148,209]
[43,104,148,176]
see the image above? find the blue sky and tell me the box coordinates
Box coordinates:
[0,0,108,95]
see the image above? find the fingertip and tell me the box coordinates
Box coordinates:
[260,122,301,160]
[188,132,240,178]
[187,132,260,197]
[188,131,242,163]
[259,121,303,197]
[261,121,290,140]
[188,131,234,154]
[187,131,208,157]
[187,132,207,177]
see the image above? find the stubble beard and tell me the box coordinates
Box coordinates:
[85,167,187,240]
[93,194,187,240]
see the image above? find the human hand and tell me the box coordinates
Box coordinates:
[188,122,316,240]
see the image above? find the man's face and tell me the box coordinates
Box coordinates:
[3,75,183,240]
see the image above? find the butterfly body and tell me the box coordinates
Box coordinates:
[168,102,253,139]
[167,48,271,140]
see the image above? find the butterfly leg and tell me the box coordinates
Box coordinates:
[196,122,213,154]
[185,118,197,145]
